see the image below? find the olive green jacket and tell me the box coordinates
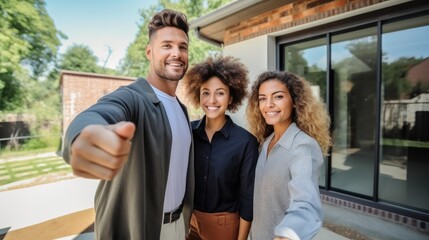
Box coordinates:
[63,78,194,239]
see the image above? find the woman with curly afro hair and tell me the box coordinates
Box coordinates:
[246,71,331,240]
[183,55,259,240]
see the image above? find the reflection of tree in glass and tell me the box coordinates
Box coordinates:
[382,56,428,140]
[285,47,327,101]
[382,57,422,100]
[285,46,309,75]
[332,37,378,148]
[347,38,377,70]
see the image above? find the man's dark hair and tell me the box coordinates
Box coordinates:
[148,9,189,40]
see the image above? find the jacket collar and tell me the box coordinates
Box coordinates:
[136,78,161,104]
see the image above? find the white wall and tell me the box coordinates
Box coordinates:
[223,35,276,128]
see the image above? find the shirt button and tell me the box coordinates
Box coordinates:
[204,176,207,180]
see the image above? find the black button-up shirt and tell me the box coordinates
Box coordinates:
[192,115,259,221]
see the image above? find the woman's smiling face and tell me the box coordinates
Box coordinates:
[200,76,231,120]
[258,79,294,128]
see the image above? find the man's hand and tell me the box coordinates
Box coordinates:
[69,121,136,180]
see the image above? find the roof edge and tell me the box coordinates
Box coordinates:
[190,0,262,28]
[195,27,223,47]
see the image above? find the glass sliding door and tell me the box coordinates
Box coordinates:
[380,16,429,211]
[330,27,378,196]
[278,11,429,218]
[282,38,328,186]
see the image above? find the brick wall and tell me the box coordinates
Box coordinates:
[224,0,387,45]
[321,194,429,232]
[60,71,135,134]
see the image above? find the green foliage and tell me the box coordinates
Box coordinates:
[58,44,99,73]
[118,0,233,77]
[117,6,157,77]
[13,0,61,78]
[22,137,49,149]
[21,133,61,151]
[1,0,234,153]
[0,0,61,112]
[347,36,378,70]
[0,72,25,110]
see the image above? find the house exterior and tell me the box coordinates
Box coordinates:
[60,71,135,134]
[191,0,429,239]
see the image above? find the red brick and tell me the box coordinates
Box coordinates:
[61,72,135,133]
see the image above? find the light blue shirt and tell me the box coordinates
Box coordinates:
[251,122,323,240]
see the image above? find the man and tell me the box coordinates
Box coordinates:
[62,9,194,240]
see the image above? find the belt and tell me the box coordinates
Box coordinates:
[163,205,182,224]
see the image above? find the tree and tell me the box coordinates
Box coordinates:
[117,5,157,77]
[58,44,99,73]
[18,43,101,151]
[118,0,233,77]
[0,0,61,111]
[43,44,102,116]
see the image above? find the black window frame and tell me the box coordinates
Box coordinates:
[276,1,429,221]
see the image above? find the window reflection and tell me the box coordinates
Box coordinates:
[380,16,429,211]
[330,27,377,196]
[283,38,327,101]
[279,13,429,214]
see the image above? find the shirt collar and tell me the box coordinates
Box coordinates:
[274,122,301,150]
[194,115,233,140]
[219,115,233,138]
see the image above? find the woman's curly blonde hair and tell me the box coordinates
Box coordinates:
[183,55,249,112]
[246,71,332,155]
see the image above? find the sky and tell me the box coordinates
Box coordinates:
[44,0,158,70]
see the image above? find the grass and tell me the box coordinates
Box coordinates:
[0,153,71,186]
[0,147,59,158]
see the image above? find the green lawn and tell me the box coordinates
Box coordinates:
[0,154,71,186]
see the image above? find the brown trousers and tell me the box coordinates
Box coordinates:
[187,210,240,240]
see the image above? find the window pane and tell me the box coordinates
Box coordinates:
[331,27,377,196]
[283,38,327,101]
[283,38,328,186]
[380,15,429,211]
